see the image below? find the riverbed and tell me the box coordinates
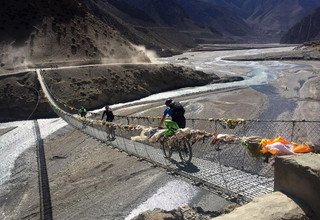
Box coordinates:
[113,47,320,122]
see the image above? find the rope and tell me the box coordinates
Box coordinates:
[26,86,41,120]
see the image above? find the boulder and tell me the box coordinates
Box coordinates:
[274,153,320,219]
[132,209,180,220]
[132,205,216,220]
[212,192,309,220]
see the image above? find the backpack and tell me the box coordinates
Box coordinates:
[171,102,185,118]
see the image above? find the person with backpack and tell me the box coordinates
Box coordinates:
[101,105,114,122]
[159,99,186,128]
[78,106,87,118]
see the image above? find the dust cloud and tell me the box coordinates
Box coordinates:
[0,44,31,72]
[132,44,158,63]
[100,43,158,65]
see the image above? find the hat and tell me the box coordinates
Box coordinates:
[165,99,173,106]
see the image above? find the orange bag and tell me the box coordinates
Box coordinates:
[260,136,313,155]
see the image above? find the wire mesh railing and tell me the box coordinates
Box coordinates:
[113,115,320,145]
[37,70,319,202]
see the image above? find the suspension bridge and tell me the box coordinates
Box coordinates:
[36,69,320,205]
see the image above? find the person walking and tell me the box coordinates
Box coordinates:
[159,99,186,128]
[101,105,114,122]
[102,105,115,140]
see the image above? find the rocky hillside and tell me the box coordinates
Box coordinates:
[102,0,320,44]
[206,0,320,43]
[176,0,250,38]
[281,7,320,44]
[0,0,149,72]
[84,0,229,57]
[245,0,320,43]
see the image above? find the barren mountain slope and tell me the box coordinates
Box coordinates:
[244,0,320,42]
[205,0,320,43]
[281,7,320,44]
[83,0,228,56]
[0,0,149,72]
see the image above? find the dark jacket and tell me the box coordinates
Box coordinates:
[102,109,114,122]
